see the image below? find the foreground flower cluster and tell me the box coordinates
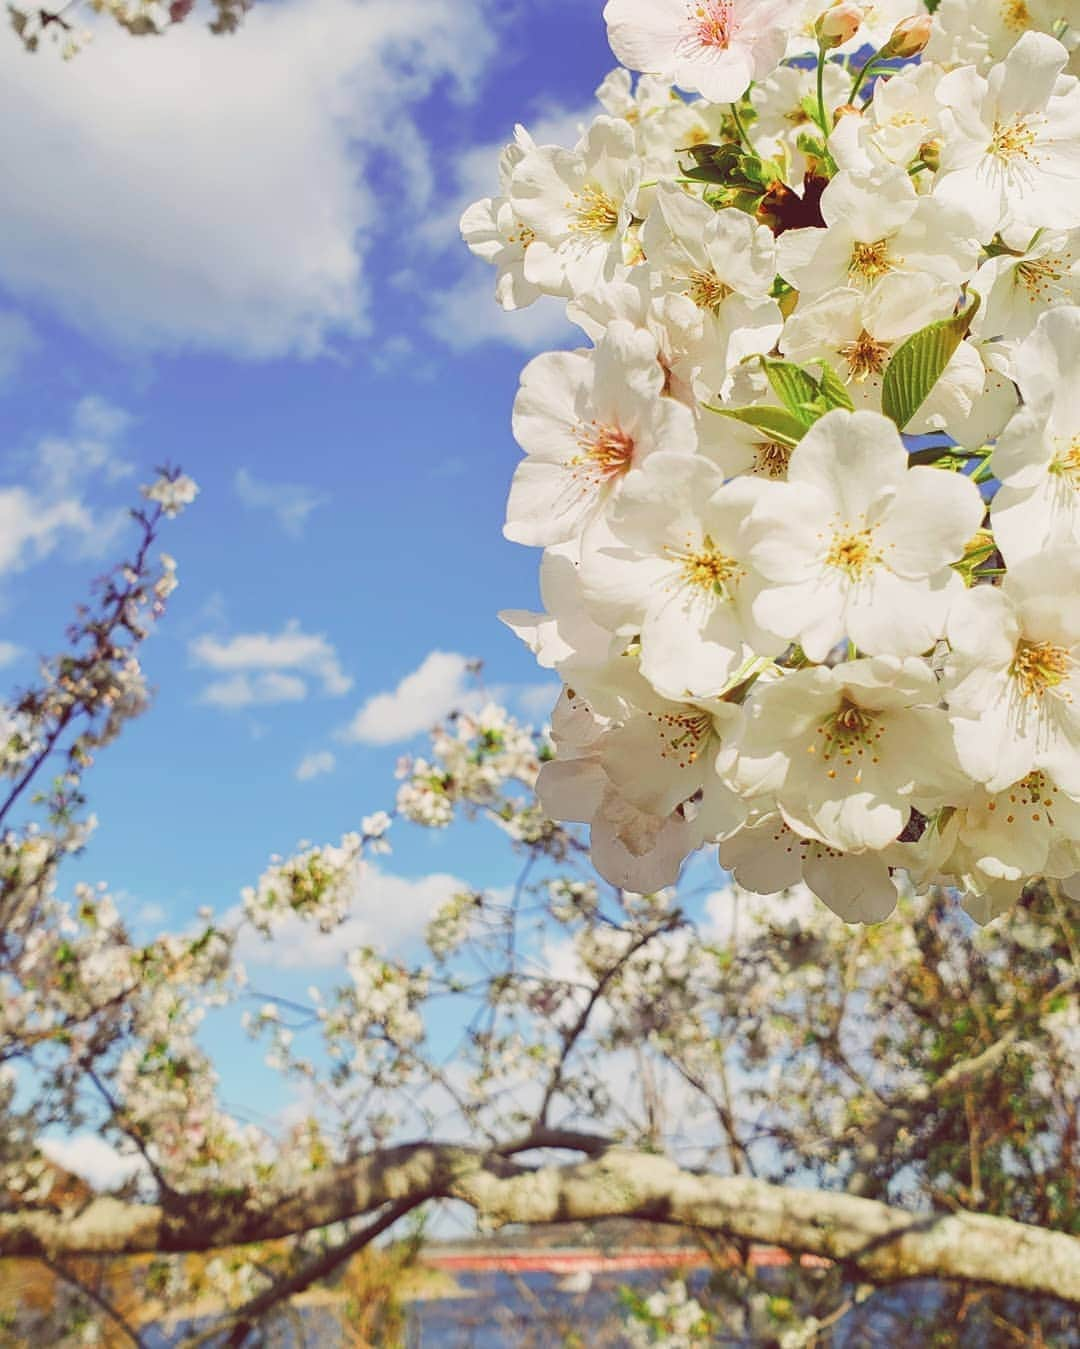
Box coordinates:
[464,0,1080,923]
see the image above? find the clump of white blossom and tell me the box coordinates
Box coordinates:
[463,0,1080,924]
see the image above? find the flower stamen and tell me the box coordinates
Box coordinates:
[989,117,1038,163]
[838,329,892,381]
[689,0,735,49]
[685,267,733,312]
[670,533,742,595]
[1010,638,1072,699]
[650,708,714,768]
[572,423,636,482]
[569,184,620,236]
[848,239,895,284]
[752,442,792,479]
[825,526,882,578]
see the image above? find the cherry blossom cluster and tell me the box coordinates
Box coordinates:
[8,0,251,59]
[464,0,1080,923]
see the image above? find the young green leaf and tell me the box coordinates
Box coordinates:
[881,291,981,430]
[706,403,807,445]
[815,360,855,412]
[755,358,823,427]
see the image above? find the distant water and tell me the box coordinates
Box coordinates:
[407,1271,1080,1348]
[151,1270,1079,1347]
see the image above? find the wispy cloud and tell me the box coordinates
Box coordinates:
[425,277,576,353]
[234,468,329,539]
[191,620,353,710]
[0,641,22,669]
[340,650,477,746]
[0,395,137,579]
[200,671,309,710]
[0,311,38,389]
[296,750,337,782]
[33,395,135,495]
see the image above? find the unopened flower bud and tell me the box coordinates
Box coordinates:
[815,2,863,49]
[880,13,933,59]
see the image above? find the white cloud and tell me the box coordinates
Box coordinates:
[296,749,337,782]
[200,671,309,709]
[0,395,137,578]
[191,619,353,709]
[425,276,576,353]
[514,680,561,723]
[0,0,495,359]
[0,310,38,387]
[39,1133,145,1192]
[341,650,475,745]
[234,467,329,539]
[235,866,464,968]
[0,641,20,668]
[33,395,135,494]
[0,487,93,576]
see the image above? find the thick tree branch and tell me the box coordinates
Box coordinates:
[2,1144,1078,1305]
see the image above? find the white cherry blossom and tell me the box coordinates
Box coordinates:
[991,306,1080,562]
[945,550,1080,795]
[719,814,900,921]
[779,274,982,432]
[777,167,981,302]
[927,0,1080,71]
[973,225,1080,344]
[510,115,640,297]
[460,125,544,311]
[642,184,783,392]
[750,62,849,180]
[724,656,965,853]
[934,33,1080,240]
[743,409,985,661]
[579,452,784,701]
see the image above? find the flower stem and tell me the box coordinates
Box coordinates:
[729,101,753,153]
[850,54,881,103]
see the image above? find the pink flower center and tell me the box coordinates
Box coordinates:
[574,423,636,480]
[689,1,736,49]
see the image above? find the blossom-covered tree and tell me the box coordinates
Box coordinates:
[0,474,1076,1345]
[5,0,1080,1342]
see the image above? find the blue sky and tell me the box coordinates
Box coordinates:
[0,0,622,928]
[0,0,659,1158]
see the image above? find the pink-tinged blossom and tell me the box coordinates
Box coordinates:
[603,0,800,104]
[505,320,697,548]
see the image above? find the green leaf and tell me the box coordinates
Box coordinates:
[881,291,982,430]
[707,403,807,445]
[815,360,855,412]
[756,358,822,427]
